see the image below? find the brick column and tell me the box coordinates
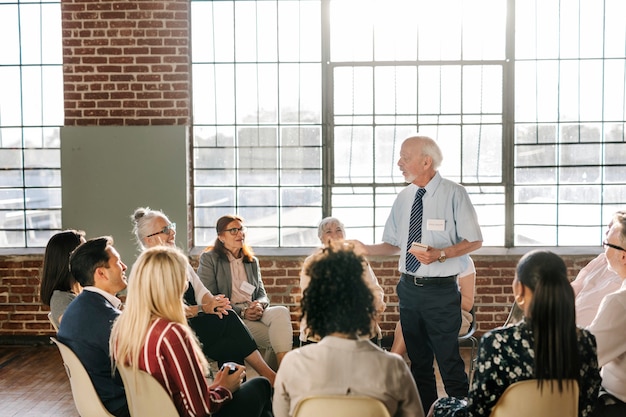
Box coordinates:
[61,0,191,126]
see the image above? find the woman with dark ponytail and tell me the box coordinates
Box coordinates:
[430,250,601,417]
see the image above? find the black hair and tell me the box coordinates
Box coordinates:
[69,236,113,287]
[40,230,85,305]
[301,241,375,339]
[516,250,579,391]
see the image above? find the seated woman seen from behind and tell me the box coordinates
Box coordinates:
[40,230,86,329]
[430,250,601,417]
[109,245,273,417]
[273,241,424,417]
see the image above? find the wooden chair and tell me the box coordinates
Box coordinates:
[50,337,115,417]
[490,379,579,417]
[293,395,391,417]
[116,364,179,417]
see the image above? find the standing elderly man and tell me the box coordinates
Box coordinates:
[57,236,129,417]
[354,135,482,414]
[588,210,626,417]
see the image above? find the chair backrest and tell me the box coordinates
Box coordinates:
[293,395,392,417]
[490,379,579,417]
[458,308,476,340]
[50,337,116,417]
[48,312,59,332]
[503,301,524,326]
[116,364,179,417]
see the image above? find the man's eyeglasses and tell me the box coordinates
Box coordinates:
[224,226,247,235]
[603,241,626,252]
[146,223,176,238]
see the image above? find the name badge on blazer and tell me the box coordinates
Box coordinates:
[240,281,255,295]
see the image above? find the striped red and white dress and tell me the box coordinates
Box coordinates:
[139,318,232,417]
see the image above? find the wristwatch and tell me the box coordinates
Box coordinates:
[438,250,447,263]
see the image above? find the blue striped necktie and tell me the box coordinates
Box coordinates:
[406,188,426,273]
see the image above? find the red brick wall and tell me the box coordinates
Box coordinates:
[0,253,597,340]
[0,3,601,342]
[62,0,191,126]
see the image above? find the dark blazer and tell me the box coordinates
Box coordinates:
[57,290,127,416]
[197,250,270,317]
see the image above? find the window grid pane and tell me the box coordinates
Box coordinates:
[191,0,323,248]
[4,0,622,249]
[514,0,626,246]
[0,1,62,248]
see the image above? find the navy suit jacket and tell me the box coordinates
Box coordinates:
[57,290,126,415]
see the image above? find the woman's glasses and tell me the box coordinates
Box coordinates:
[603,241,626,252]
[224,226,247,235]
[146,223,176,238]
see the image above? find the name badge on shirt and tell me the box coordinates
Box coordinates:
[240,281,256,295]
[427,219,445,231]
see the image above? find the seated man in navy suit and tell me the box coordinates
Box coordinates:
[57,236,129,417]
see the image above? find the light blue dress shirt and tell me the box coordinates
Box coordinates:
[382,172,483,276]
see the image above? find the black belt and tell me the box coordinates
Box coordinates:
[401,273,458,286]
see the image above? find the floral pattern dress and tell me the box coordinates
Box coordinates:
[432,320,601,417]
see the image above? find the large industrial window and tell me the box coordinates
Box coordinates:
[0,0,63,248]
[2,0,625,249]
[190,0,626,248]
[513,0,626,245]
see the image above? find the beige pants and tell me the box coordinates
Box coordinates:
[459,309,473,336]
[243,305,293,354]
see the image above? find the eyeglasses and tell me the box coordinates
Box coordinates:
[224,226,247,235]
[146,223,176,238]
[603,241,626,252]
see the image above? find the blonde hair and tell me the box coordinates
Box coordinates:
[109,246,208,375]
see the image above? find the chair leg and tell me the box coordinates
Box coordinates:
[468,336,478,384]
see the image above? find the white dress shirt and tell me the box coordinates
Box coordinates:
[588,279,626,402]
[571,253,622,327]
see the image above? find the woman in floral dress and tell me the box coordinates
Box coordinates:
[431,250,601,417]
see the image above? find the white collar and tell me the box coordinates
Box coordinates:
[83,286,123,309]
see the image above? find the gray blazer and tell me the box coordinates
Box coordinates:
[197,250,270,316]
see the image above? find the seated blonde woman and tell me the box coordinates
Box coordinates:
[109,246,273,417]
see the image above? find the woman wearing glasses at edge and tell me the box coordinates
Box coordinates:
[131,208,276,384]
[197,214,293,369]
[110,245,273,417]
